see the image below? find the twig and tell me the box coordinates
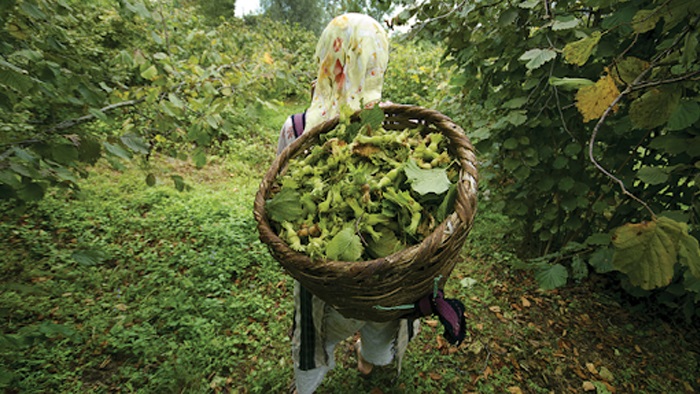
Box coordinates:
[481,340,492,374]
[631,70,700,91]
[408,0,470,39]
[587,15,699,219]
[588,84,657,218]
[44,98,146,134]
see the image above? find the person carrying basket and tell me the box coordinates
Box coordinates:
[271,13,474,394]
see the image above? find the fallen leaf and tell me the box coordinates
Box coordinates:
[586,362,599,375]
[521,296,531,307]
[599,366,615,382]
[115,303,128,311]
[582,381,596,391]
[425,319,439,328]
[507,387,523,394]
[428,372,442,380]
[483,366,493,379]
[489,305,502,313]
[468,341,484,355]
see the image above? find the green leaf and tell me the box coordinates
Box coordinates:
[77,136,102,164]
[518,0,539,9]
[18,182,44,201]
[326,225,363,261]
[519,48,557,70]
[404,159,451,196]
[103,142,132,160]
[265,188,304,223]
[51,143,78,165]
[503,97,528,109]
[611,57,649,85]
[678,234,700,278]
[611,217,688,290]
[192,149,207,168]
[120,134,149,155]
[571,256,589,281]
[171,175,187,192]
[123,0,151,18]
[505,110,527,126]
[629,88,681,129]
[563,31,602,66]
[589,247,615,273]
[548,77,594,90]
[140,64,158,80]
[366,227,403,259]
[88,107,109,123]
[535,264,568,290]
[552,15,580,31]
[168,93,185,109]
[498,8,519,26]
[637,166,669,185]
[19,1,46,19]
[72,249,107,266]
[586,233,612,246]
[632,8,661,33]
[667,100,700,131]
[558,177,575,191]
[503,138,518,149]
[359,105,384,132]
[146,173,156,186]
[0,64,34,92]
[436,183,458,223]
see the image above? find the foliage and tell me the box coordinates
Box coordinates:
[261,0,327,33]
[383,39,455,108]
[261,0,395,33]
[397,0,700,312]
[0,0,316,205]
[1,162,698,392]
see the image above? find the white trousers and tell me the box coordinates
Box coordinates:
[291,282,419,394]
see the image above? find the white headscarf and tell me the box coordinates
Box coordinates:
[304,13,390,132]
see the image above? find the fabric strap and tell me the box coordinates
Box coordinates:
[291,113,306,138]
[414,290,466,345]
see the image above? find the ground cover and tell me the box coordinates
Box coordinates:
[0,102,698,393]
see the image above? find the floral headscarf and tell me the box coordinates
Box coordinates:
[304,13,390,132]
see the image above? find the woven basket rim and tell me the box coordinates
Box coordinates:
[253,103,478,320]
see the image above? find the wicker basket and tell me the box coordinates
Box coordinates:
[254,104,478,322]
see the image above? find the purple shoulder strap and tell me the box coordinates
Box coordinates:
[291,113,306,138]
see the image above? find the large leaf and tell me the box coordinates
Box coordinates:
[637,166,669,185]
[404,159,451,196]
[535,264,568,290]
[326,225,363,261]
[629,88,680,129]
[611,217,693,290]
[563,32,602,66]
[265,188,304,223]
[632,8,661,33]
[667,100,700,131]
[611,57,649,85]
[679,234,700,278]
[548,77,594,90]
[575,75,620,122]
[519,48,557,70]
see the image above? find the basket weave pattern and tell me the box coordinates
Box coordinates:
[254,104,478,322]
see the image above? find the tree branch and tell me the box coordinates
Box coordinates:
[631,70,700,91]
[44,98,146,134]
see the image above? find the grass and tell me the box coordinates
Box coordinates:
[1,100,699,393]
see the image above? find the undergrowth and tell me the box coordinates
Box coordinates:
[0,101,698,393]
